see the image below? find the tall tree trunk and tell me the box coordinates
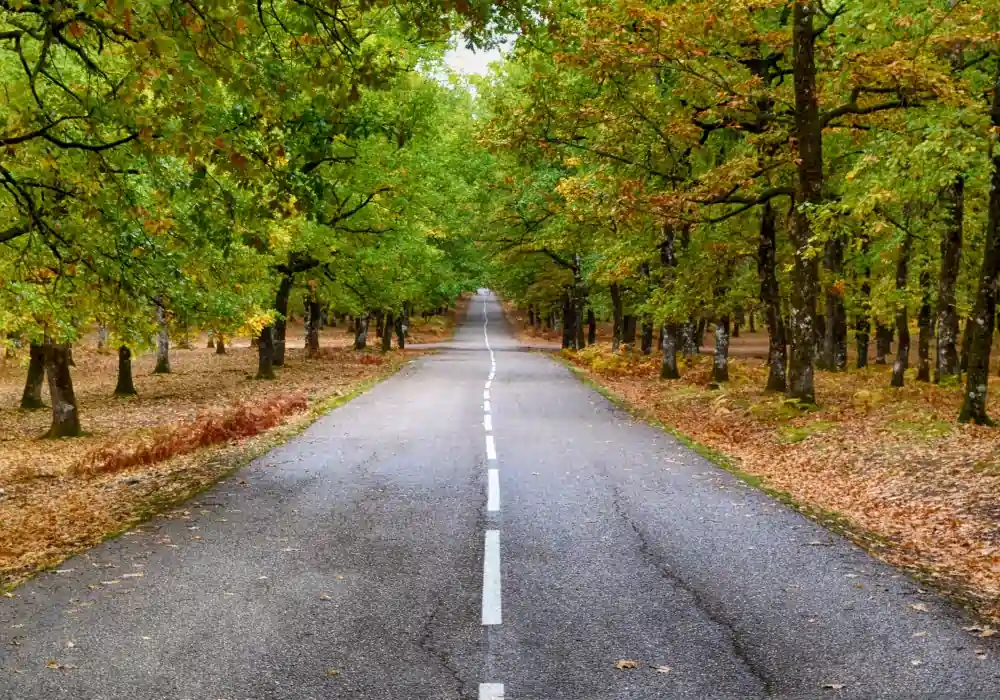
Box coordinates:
[587,309,596,346]
[610,283,623,353]
[787,0,822,404]
[712,317,731,385]
[823,233,847,371]
[876,322,891,364]
[382,311,394,352]
[959,63,1000,424]
[97,325,108,350]
[813,314,826,365]
[20,342,46,409]
[154,303,170,374]
[856,236,872,369]
[216,335,226,355]
[641,318,653,354]
[374,310,385,340]
[561,292,574,349]
[937,176,964,382]
[682,320,702,357]
[660,226,681,379]
[256,327,276,379]
[305,296,321,358]
[749,312,756,334]
[758,202,787,391]
[353,315,369,350]
[891,230,913,388]
[573,257,586,350]
[273,275,293,367]
[917,270,933,382]
[623,315,637,349]
[395,313,406,350]
[114,345,137,396]
[44,340,81,437]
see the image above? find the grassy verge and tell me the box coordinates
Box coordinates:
[557,345,1000,622]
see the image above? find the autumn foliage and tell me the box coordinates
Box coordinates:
[73,393,309,477]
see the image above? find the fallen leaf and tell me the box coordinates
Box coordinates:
[122,573,143,579]
[912,631,928,638]
[615,660,639,670]
[822,683,845,690]
[326,669,341,677]
[652,665,672,674]
[910,659,923,667]
[101,580,121,585]
[907,603,929,613]
[319,594,332,601]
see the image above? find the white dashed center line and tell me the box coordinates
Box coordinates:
[485,435,497,461]
[479,682,505,699]
[487,469,500,512]
[482,530,502,625]
[484,414,493,432]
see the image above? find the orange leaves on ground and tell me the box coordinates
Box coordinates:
[73,393,308,477]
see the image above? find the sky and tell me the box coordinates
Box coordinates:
[443,40,508,77]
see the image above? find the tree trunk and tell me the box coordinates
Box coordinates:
[382,311,394,352]
[856,236,872,369]
[749,312,756,334]
[561,292,574,350]
[787,0,823,404]
[587,309,596,346]
[610,283,623,353]
[395,314,406,350]
[917,270,933,382]
[822,233,847,371]
[44,340,81,438]
[353,315,369,350]
[305,296,321,358]
[623,315,637,349]
[256,327,276,379]
[661,325,681,380]
[374,310,385,340]
[97,325,108,350]
[733,308,743,338]
[758,202,787,392]
[712,317,731,385]
[641,318,653,355]
[114,345,137,396]
[936,176,964,382]
[875,322,891,364]
[273,275,293,367]
[154,303,170,374]
[207,332,216,349]
[20,342,46,409]
[814,314,826,365]
[891,230,913,388]
[682,320,702,357]
[959,64,1000,424]
[216,335,226,355]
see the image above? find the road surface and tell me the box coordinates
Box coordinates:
[3,291,999,699]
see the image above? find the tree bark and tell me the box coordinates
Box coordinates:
[641,317,654,355]
[207,332,216,349]
[661,325,681,379]
[936,176,964,382]
[787,0,823,404]
[273,275,293,367]
[216,335,226,355]
[587,309,596,346]
[712,317,731,385]
[20,342,46,409]
[891,229,913,388]
[382,311,394,352]
[374,310,385,340]
[917,270,933,382]
[154,303,170,374]
[876,322,891,364]
[561,292,574,349]
[114,345,137,396]
[623,315,637,349]
[758,202,786,391]
[305,296,321,358]
[823,233,847,371]
[97,325,108,350]
[256,327,276,379]
[856,236,872,369]
[528,305,536,328]
[610,283,623,353]
[959,64,1000,424]
[395,313,406,350]
[660,226,681,379]
[44,340,81,437]
[353,315,369,350]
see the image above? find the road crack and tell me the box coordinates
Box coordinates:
[611,488,777,695]
[418,595,473,700]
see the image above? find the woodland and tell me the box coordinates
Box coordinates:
[5,0,1000,613]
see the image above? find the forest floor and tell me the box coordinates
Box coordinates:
[503,306,1000,622]
[0,309,462,588]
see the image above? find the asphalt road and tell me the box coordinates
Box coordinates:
[3,290,1000,699]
